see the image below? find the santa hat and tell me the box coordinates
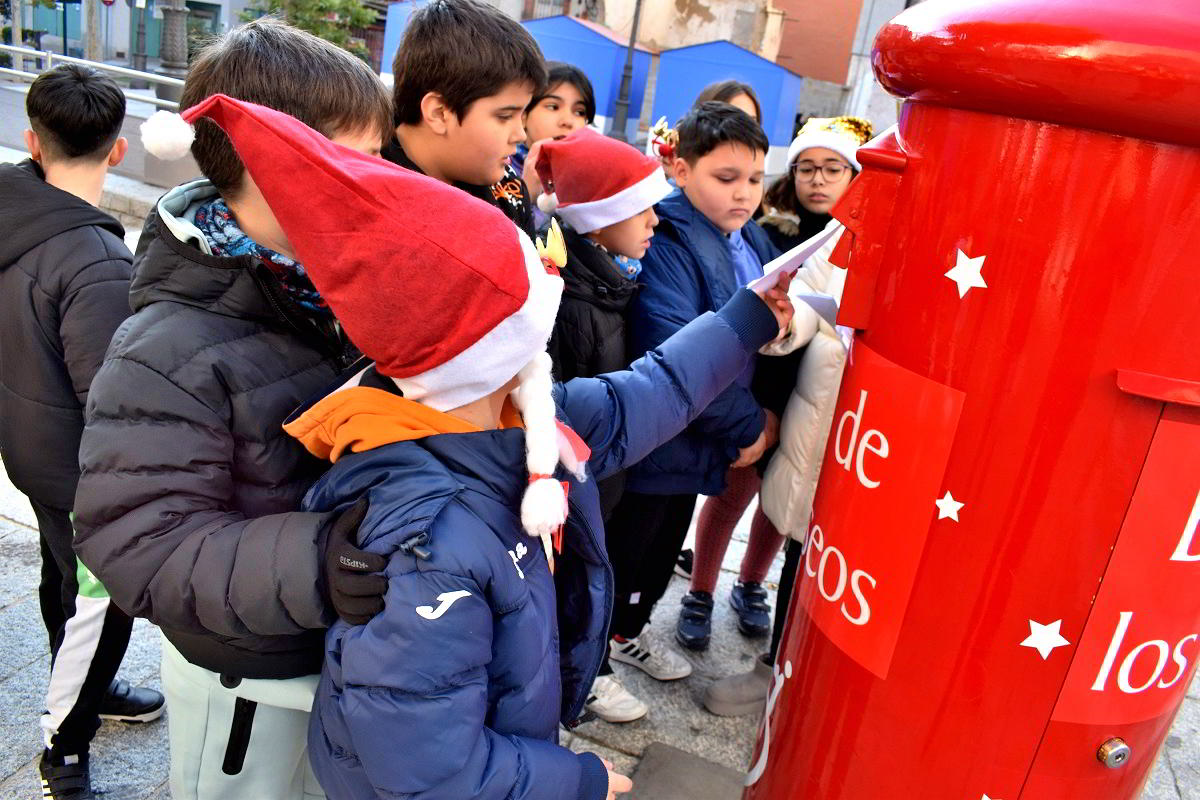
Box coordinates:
[534,128,671,233]
[785,116,874,171]
[177,94,576,550]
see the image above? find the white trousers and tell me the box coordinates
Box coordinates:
[160,635,324,800]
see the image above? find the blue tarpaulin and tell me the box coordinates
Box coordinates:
[522,16,653,142]
[651,40,804,174]
[382,0,428,79]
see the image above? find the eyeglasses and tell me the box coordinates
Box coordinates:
[792,163,851,183]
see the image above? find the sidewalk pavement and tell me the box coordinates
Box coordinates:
[0,150,1195,799]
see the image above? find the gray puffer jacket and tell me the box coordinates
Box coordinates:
[74,180,356,679]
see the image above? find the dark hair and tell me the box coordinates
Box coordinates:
[393,0,547,126]
[26,64,125,161]
[762,171,802,216]
[181,18,392,197]
[762,161,859,217]
[693,80,762,124]
[527,61,596,123]
[676,101,769,164]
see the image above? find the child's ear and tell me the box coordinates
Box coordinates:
[108,137,129,168]
[671,157,689,187]
[420,92,452,136]
[22,129,41,163]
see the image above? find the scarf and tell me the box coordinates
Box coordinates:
[583,236,641,279]
[193,198,333,318]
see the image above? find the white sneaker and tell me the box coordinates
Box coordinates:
[608,628,693,681]
[585,675,648,723]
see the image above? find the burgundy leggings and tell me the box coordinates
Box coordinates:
[690,465,785,594]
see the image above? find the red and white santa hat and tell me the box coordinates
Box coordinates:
[534,128,672,233]
[177,94,577,547]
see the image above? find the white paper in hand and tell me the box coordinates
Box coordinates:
[795,292,840,328]
[747,225,841,295]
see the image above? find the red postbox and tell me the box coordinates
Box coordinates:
[743,1,1200,798]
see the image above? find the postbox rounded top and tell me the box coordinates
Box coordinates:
[872,0,1200,146]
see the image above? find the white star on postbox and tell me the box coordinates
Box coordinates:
[1021,619,1070,660]
[945,249,987,298]
[935,490,964,522]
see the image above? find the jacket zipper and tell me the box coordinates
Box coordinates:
[560,492,616,726]
[251,264,350,368]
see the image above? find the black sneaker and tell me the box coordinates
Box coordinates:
[675,590,714,651]
[39,750,94,799]
[99,679,165,723]
[673,548,694,580]
[730,581,772,638]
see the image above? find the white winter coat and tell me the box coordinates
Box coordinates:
[759,220,852,541]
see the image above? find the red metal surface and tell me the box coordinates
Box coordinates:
[1117,369,1200,408]
[792,340,965,680]
[1026,404,1200,796]
[743,1,1200,794]
[831,133,906,331]
[872,0,1200,148]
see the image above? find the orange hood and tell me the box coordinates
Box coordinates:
[283,385,523,463]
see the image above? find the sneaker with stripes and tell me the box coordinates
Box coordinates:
[585,675,649,723]
[38,751,94,799]
[608,627,693,681]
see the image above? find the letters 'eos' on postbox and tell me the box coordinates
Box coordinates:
[743,1,1200,799]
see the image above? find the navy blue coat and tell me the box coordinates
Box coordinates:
[304,290,778,800]
[628,189,781,496]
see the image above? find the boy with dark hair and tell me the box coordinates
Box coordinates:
[605,101,782,669]
[179,92,792,800]
[72,19,393,800]
[0,63,164,800]
[385,0,543,237]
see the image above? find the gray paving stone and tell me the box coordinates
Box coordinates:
[87,710,170,800]
[628,742,743,800]
[0,759,39,799]
[116,619,165,690]
[0,520,43,612]
[0,652,53,784]
[1160,698,1200,799]
[0,595,51,681]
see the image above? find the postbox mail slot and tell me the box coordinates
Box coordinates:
[830,128,907,331]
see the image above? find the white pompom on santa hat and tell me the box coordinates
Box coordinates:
[140,109,196,161]
[534,128,672,233]
[182,93,581,556]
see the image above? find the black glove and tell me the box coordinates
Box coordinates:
[321,498,387,626]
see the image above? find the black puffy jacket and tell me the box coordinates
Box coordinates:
[74,180,357,679]
[547,226,639,382]
[0,160,132,511]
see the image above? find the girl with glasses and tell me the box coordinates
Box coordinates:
[758,116,873,252]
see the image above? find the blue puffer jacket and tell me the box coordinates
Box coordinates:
[628,189,781,496]
[299,290,778,800]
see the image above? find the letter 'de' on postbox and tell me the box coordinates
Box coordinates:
[742,1,1200,798]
